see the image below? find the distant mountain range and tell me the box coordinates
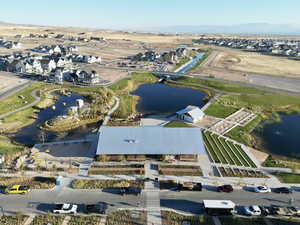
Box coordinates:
[140,23,300,35]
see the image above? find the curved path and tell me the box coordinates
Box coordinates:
[102,96,120,126]
[0,89,40,119]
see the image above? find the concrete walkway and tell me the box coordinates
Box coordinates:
[102,96,120,126]
[145,161,162,225]
[0,89,40,119]
[212,216,222,225]
[23,215,35,225]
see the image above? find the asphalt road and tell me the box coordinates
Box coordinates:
[0,188,299,215]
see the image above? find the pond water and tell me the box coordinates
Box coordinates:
[131,83,206,116]
[253,113,300,159]
[12,92,98,145]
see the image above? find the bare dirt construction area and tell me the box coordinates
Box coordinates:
[193,44,300,80]
[0,72,29,97]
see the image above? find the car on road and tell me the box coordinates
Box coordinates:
[244,205,261,216]
[52,204,78,214]
[217,185,233,193]
[4,185,30,194]
[273,187,293,194]
[85,202,107,214]
[253,186,271,193]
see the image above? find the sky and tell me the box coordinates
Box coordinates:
[1,0,300,29]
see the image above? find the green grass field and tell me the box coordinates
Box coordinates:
[273,172,300,183]
[0,135,25,154]
[204,102,238,118]
[0,82,46,115]
[164,121,193,128]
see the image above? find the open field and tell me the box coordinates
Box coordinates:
[0,72,29,97]
[192,44,300,79]
[0,135,24,154]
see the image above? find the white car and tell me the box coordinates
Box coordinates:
[244,205,261,216]
[253,186,271,193]
[52,203,78,214]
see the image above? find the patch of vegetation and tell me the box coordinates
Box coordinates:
[88,165,144,175]
[164,121,193,128]
[161,211,213,225]
[263,155,287,168]
[106,210,147,225]
[31,215,65,225]
[0,215,28,225]
[159,165,203,176]
[204,102,237,118]
[273,172,300,183]
[68,216,102,225]
[0,135,24,154]
[71,179,144,189]
[219,216,268,225]
[225,116,262,146]
[187,50,211,72]
[109,72,158,118]
[0,176,56,189]
[173,57,191,71]
[174,77,268,95]
[0,82,47,115]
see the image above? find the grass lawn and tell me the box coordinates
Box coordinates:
[164,121,193,128]
[174,77,268,95]
[71,179,144,189]
[0,135,24,154]
[112,95,138,118]
[204,102,238,118]
[225,116,262,146]
[173,57,191,71]
[0,82,46,115]
[161,211,213,225]
[273,172,300,183]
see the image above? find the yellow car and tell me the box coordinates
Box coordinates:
[4,185,30,194]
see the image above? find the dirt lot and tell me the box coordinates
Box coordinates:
[192,44,300,80]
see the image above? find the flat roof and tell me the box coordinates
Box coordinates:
[203,200,236,209]
[96,126,206,155]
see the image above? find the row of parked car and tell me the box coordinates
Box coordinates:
[243,205,300,217]
[52,203,107,214]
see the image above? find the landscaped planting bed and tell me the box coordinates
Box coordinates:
[31,215,65,225]
[88,164,144,175]
[219,216,300,225]
[203,131,256,168]
[272,172,300,183]
[0,176,56,189]
[106,210,147,225]
[218,167,268,178]
[68,215,102,225]
[159,180,178,189]
[0,215,28,225]
[161,211,213,225]
[159,165,203,176]
[71,179,144,189]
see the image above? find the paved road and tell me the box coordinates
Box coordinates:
[0,80,32,100]
[0,188,300,215]
[0,89,40,119]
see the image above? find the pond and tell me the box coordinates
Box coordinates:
[131,83,207,116]
[253,113,300,159]
[12,92,99,145]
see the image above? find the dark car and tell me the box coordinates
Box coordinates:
[192,183,203,191]
[259,206,271,216]
[274,187,293,194]
[217,185,233,193]
[124,187,142,195]
[86,203,107,214]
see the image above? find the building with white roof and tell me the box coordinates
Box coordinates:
[176,105,204,123]
[96,126,206,161]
